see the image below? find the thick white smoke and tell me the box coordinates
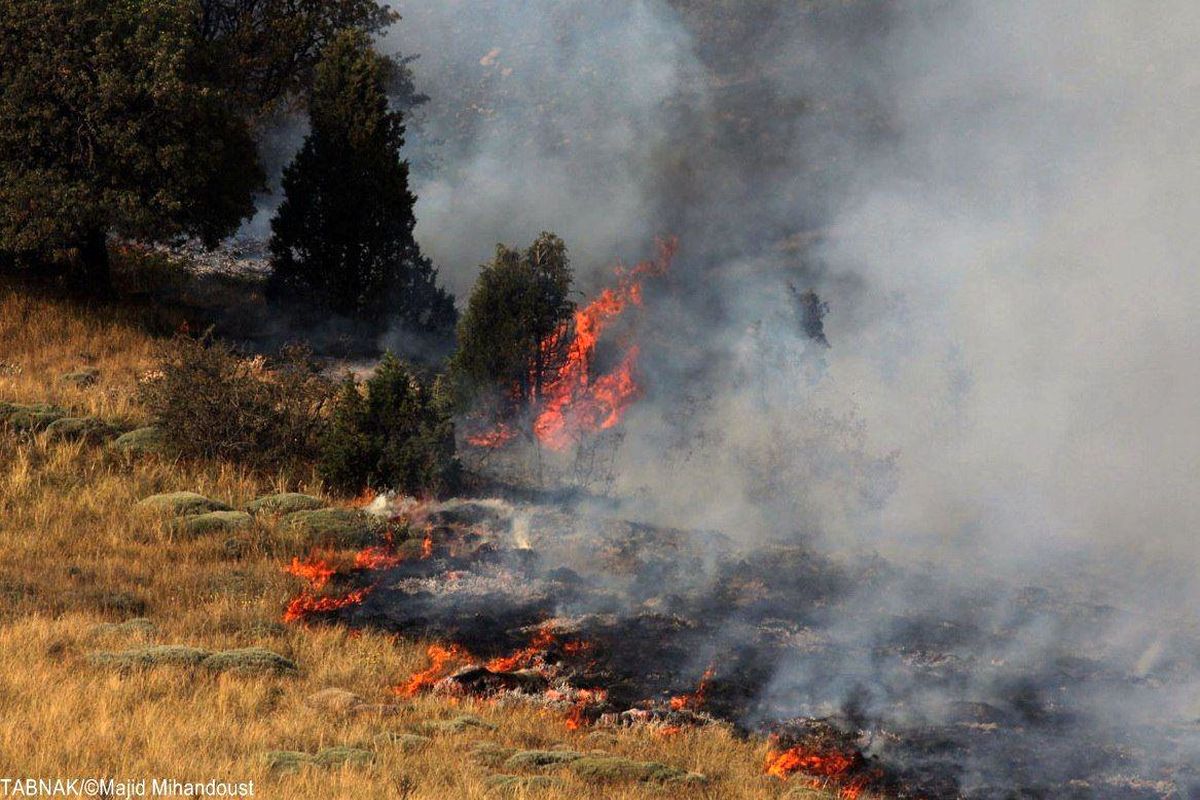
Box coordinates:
[368,4,1200,790]
[384,0,706,298]
[813,1,1200,600]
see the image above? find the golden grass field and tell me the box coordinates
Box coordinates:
[0,279,839,799]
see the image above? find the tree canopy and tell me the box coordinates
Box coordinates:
[0,0,264,288]
[320,353,459,496]
[449,232,576,411]
[195,0,399,118]
[267,30,455,334]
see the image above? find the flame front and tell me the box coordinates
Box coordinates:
[668,663,715,711]
[466,238,677,452]
[764,745,868,800]
[282,587,372,624]
[397,643,472,697]
[485,625,558,672]
[285,553,336,590]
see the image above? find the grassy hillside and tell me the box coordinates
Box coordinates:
[0,279,838,799]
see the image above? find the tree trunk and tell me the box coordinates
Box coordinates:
[68,228,113,297]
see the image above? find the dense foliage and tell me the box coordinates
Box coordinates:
[138,334,331,470]
[0,0,263,289]
[320,353,459,496]
[267,31,455,334]
[195,0,399,118]
[448,233,575,410]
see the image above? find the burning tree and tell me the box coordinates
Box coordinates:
[449,233,576,421]
[454,237,677,455]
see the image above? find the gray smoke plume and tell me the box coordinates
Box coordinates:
[375,1,1200,793]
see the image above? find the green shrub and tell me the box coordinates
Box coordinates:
[264,751,314,774]
[89,645,212,670]
[136,492,230,517]
[503,750,583,770]
[469,741,518,767]
[111,426,169,455]
[175,511,253,537]
[568,756,693,784]
[281,508,380,548]
[1,403,66,432]
[246,493,324,515]
[201,647,298,675]
[138,334,332,470]
[417,714,496,735]
[372,732,431,752]
[45,416,118,443]
[312,746,374,768]
[319,353,459,496]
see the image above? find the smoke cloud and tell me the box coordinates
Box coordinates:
[377,1,1199,791]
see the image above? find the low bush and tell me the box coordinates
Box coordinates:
[568,756,695,783]
[200,647,298,675]
[281,508,380,548]
[319,353,459,497]
[373,732,432,752]
[503,750,583,770]
[174,511,253,537]
[245,493,324,515]
[136,492,229,517]
[138,334,332,471]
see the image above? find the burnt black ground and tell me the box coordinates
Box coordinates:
[310,501,1199,799]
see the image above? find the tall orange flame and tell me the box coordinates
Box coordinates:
[285,552,336,589]
[533,238,677,450]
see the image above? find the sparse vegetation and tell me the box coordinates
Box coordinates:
[0,276,833,800]
[138,334,332,472]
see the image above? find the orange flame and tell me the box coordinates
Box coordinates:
[285,553,336,589]
[421,531,434,559]
[764,745,868,800]
[668,664,716,711]
[533,238,677,451]
[282,587,371,623]
[486,625,558,672]
[467,423,517,449]
[396,643,472,697]
[353,545,404,571]
[564,688,607,731]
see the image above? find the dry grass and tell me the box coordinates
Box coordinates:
[0,279,835,799]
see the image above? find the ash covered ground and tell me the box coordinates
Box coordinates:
[288,497,1200,799]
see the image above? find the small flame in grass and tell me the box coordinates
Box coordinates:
[283,587,372,624]
[486,625,558,672]
[353,545,404,571]
[351,487,378,507]
[421,531,434,560]
[764,745,868,800]
[285,553,336,589]
[669,663,716,711]
[396,643,472,697]
[564,688,607,731]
